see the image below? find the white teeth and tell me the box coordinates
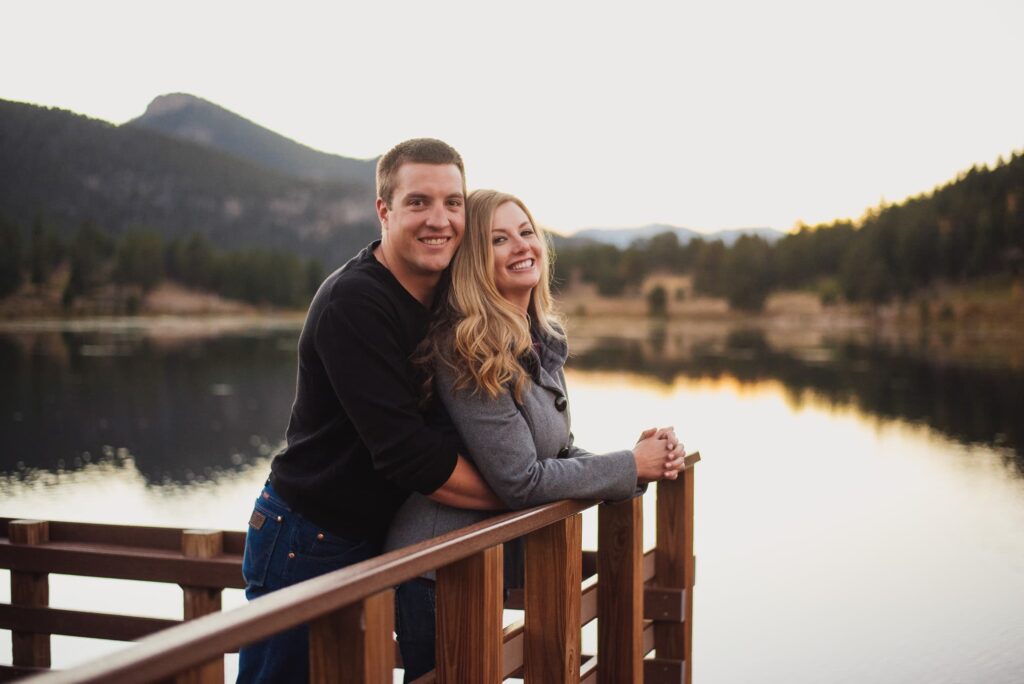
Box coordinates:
[420,237,448,245]
[510,259,535,271]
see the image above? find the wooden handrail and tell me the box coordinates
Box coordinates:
[20,499,594,683]
[6,451,700,683]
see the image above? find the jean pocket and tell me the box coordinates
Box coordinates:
[286,527,378,585]
[241,501,283,590]
[305,528,374,562]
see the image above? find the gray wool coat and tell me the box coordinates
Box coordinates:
[383,327,638,560]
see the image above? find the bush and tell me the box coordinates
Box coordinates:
[647,285,668,317]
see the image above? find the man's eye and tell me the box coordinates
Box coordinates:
[447,199,463,207]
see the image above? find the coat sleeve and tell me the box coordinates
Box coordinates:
[435,363,637,508]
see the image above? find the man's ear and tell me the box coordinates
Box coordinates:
[376,198,389,229]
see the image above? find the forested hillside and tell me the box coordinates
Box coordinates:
[553,153,1024,310]
[0,99,378,265]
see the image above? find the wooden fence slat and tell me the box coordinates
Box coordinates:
[10,520,51,669]
[597,498,643,683]
[525,513,582,683]
[177,531,225,684]
[0,604,178,641]
[655,461,697,684]
[309,590,394,684]
[0,518,246,555]
[0,664,50,682]
[0,542,244,588]
[436,545,503,683]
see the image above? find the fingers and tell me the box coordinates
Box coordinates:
[661,445,689,479]
[636,427,657,444]
[653,426,675,440]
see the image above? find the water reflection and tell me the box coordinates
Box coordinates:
[0,327,297,483]
[1,319,1021,482]
[568,324,1024,475]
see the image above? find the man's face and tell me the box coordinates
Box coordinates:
[377,163,465,280]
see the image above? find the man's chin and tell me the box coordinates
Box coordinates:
[416,258,454,276]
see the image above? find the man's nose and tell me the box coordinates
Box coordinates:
[425,203,449,228]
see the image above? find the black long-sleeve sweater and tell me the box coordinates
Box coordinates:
[270,242,461,543]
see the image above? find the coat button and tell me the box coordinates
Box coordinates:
[288,552,295,559]
[317,532,324,540]
[276,515,283,522]
[555,396,568,412]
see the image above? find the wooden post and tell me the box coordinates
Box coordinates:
[10,520,51,669]
[177,530,224,684]
[436,545,504,683]
[309,590,394,684]
[525,514,582,683]
[597,498,643,683]
[655,467,696,684]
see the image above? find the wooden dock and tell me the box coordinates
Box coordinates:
[1,452,698,683]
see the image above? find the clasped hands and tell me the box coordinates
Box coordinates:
[633,426,687,483]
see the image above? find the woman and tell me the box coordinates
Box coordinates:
[384,189,686,680]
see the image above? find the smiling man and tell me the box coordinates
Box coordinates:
[237,139,500,683]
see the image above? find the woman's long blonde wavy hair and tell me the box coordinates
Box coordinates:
[419,190,563,403]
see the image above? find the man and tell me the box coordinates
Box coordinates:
[237,138,500,683]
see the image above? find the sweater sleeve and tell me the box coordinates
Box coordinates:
[435,363,637,508]
[314,286,458,495]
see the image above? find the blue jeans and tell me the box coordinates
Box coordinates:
[236,482,380,683]
[395,579,437,682]
[394,540,522,682]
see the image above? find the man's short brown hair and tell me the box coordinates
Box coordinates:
[376,138,466,208]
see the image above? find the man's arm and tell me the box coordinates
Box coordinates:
[429,455,504,510]
[316,285,501,505]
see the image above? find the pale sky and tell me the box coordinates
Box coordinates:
[3,0,1022,234]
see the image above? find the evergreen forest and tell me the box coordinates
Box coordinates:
[553,152,1024,310]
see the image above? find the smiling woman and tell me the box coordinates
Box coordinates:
[490,199,543,311]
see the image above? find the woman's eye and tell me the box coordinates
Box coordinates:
[493,236,506,245]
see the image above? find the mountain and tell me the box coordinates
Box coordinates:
[572,223,785,248]
[127,93,378,185]
[0,98,378,265]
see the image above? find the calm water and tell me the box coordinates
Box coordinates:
[2,317,1023,683]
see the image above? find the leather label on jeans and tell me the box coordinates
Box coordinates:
[249,510,267,530]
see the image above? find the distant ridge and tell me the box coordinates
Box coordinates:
[572,224,785,248]
[127,93,377,185]
[0,98,378,264]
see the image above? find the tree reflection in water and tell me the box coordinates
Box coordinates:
[568,326,1024,476]
[1,322,1021,483]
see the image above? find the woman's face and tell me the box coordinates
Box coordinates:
[490,201,542,308]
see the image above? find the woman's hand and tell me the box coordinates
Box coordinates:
[633,426,687,483]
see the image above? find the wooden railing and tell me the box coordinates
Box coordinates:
[1,452,698,683]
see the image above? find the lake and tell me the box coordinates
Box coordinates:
[2,316,1023,683]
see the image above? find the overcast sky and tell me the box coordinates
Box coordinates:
[3,0,1022,234]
